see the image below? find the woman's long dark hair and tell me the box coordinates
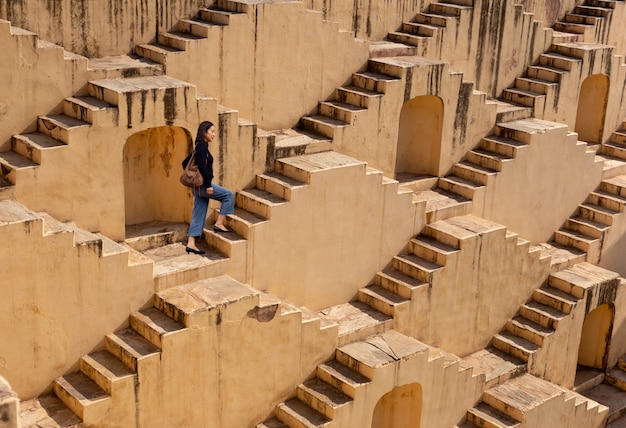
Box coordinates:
[195,121,214,144]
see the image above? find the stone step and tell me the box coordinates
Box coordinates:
[256,417,291,428]
[548,262,620,299]
[89,76,195,112]
[357,284,409,317]
[461,347,527,390]
[413,188,472,223]
[12,132,66,164]
[318,100,365,125]
[335,84,382,109]
[154,275,260,327]
[553,227,600,256]
[134,241,229,291]
[438,174,484,199]
[53,372,110,422]
[351,69,400,93]
[603,141,626,160]
[588,190,626,212]
[429,2,471,16]
[526,64,567,83]
[574,5,612,17]
[129,307,186,348]
[316,359,370,398]
[618,354,626,372]
[318,301,392,347]
[387,31,430,51]
[492,99,533,123]
[374,268,428,299]
[466,148,513,172]
[607,368,626,391]
[124,221,189,252]
[255,171,306,201]
[274,151,366,185]
[409,234,459,266]
[198,7,246,25]
[19,394,82,428]
[134,42,183,64]
[601,175,626,198]
[480,134,527,158]
[501,87,544,109]
[0,199,43,233]
[564,216,610,239]
[177,18,225,38]
[335,330,430,379]
[296,378,352,420]
[562,12,602,25]
[86,54,163,79]
[520,300,568,330]
[416,11,454,27]
[492,330,539,362]
[538,51,580,71]
[105,328,161,372]
[452,161,497,185]
[79,350,135,396]
[506,315,554,347]
[276,398,331,428]
[235,188,286,219]
[514,76,558,96]
[64,96,118,127]
[611,130,626,145]
[553,21,592,35]
[531,241,586,272]
[466,402,520,428]
[483,374,566,423]
[533,285,578,315]
[300,114,348,138]
[37,114,90,144]
[272,128,334,159]
[0,149,39,185]
[368,40,418,58]
[401,21,442,37]
[393,252,443,283]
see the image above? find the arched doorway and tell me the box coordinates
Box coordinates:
[371,383,423,428]
[123,126,192,232]
[578,303,615,370]
[574,74,609,144]
[396,95,444,178]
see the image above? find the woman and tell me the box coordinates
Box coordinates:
[185,120,235,255]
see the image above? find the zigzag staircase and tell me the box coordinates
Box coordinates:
[22,274,338,427]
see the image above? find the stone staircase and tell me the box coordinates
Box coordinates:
[135,4,247,67]
[462,373,608,427]
[583,347,626,425]
[257,329,481,428]
[501,42,613,122]
[554,0,624,43]
[22,275,338,427]
[384,0,474,58]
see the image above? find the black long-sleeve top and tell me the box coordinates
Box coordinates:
[194,140,214,188]
[183,141,213,188]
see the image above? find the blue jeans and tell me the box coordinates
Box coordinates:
[188,184,235,237]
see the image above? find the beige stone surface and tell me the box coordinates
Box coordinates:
[0,1,625,427]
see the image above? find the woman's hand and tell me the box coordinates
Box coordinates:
[207,187,214,195]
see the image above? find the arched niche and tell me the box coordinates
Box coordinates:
[371,383,423,428]
[574,74,609,144]
[123,126,192,231]
[396,95,444,178]
[578,303,615,370]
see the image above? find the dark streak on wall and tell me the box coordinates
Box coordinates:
[164,87,176,126]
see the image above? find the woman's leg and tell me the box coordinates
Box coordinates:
[209,184,235,230]
[187,189,210,247]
